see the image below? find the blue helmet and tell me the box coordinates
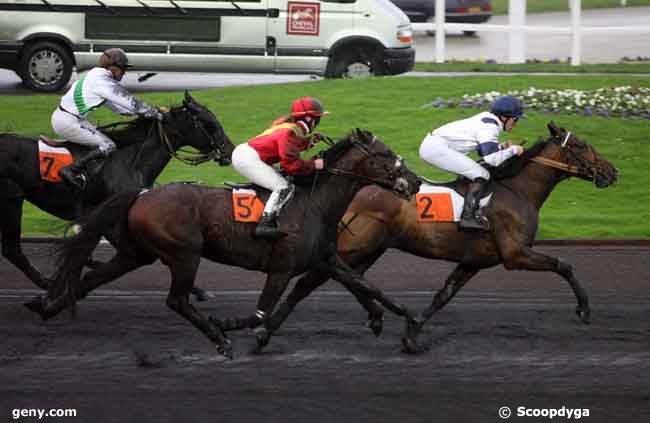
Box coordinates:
[490,95,526,119]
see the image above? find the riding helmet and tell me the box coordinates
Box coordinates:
[290,97,330,118]
[490,95,526,119]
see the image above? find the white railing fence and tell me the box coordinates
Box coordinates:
[412,0,650,65]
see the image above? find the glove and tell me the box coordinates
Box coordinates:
[143,108,164,122]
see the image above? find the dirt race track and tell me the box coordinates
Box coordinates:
[1,243,649,423]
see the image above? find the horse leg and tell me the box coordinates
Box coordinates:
[25,252,147,320]
[502,246,591,324]
[218,272,291,352]
[1,198,49,289]
[402,264,479,354]
[328,254,413,320]
[261,270,331,347]
[165,253,232,359]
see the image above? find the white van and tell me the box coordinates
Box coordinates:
[0,0,415,92]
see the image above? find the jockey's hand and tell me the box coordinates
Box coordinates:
[314,158,325,170]
[511,145,525,156]
[501,140,513,149]
[158,106,170,114]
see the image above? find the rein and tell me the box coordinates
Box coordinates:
[529,156,582,175]
[528,132,597,179]
[157,121,221,166]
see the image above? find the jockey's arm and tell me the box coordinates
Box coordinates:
[476,126,518,167]
[104,101,132,116]
[278,131,315,176]
[95,81,162,120]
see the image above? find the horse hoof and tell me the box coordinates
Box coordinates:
[24,295,45,317]
[576,306,591,325]
[191,287,211,302]
[367,316,384,337]
[254,328,270,352]
[218,340,234,360]
[401,336,421,354]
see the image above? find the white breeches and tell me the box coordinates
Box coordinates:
[419,133,490,181]
[51,108,116,153]
[232,143,292,215]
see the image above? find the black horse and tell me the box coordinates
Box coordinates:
[0,91,234,289]
[28,129,421,358]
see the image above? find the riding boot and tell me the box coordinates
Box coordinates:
[59,148,107,191]
[254,184,295,240]
[459,178,489,231]
[255,213,286,240]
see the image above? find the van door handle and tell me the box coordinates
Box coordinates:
[266,36,276,55]
[267,8,279,18]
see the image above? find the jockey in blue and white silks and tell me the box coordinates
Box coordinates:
[419,95,526,230]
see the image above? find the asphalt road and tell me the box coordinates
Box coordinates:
[1,244,649,422]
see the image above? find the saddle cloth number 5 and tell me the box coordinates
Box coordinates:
[233,190,265,223]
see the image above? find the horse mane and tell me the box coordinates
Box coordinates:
[490,138,550,180]
[100,117,156,149]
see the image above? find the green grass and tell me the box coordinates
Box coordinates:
[414,63,650,73]
[2,74,649,238]
[491,0,650,15]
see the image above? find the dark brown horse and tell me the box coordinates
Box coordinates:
[27,129,421,358]
[0,92,234,291]
[260,122,619,353]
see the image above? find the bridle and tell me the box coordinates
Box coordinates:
[157,108,228,166]
[323,133,409,194]
[529,131,608,183]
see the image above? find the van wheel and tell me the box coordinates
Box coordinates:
[18,41,73,92]
[328,50,386,79]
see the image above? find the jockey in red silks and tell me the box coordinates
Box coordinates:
[232,96,329,240]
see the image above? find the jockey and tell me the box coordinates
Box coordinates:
[419,95,526,231]
[232,96,328,240]
[52,48,163,190]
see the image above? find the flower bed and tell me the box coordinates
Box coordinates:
[424,86,650,119]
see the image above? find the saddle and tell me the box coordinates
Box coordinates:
[39,135,68,147]
[420,175,493,199]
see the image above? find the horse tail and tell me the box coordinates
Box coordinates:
[48,189,141,304]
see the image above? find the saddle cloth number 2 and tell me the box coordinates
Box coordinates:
[233,192,265,223]
[416,193,454,222]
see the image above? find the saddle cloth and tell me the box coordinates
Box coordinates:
[416,183,492,222]
[232,188,265,223]
[38,140,73,183]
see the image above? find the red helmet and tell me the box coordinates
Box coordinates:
[290,97,329,118]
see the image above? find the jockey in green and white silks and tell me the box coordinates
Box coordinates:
[51,48,162,190]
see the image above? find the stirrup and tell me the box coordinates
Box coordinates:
[254,224,287,240]
[60,168,87,191]
[254,216,287,240]
[459,214,490,231]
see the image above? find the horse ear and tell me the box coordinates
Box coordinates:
[547,121,561,137]
[184,90,195,106]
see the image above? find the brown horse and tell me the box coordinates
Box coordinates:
[27,129,421,358]
[260,122,619,353]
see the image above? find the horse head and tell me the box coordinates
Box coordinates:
[544,121,618,188]
[161,91,235,166]
[324,128,420,198]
